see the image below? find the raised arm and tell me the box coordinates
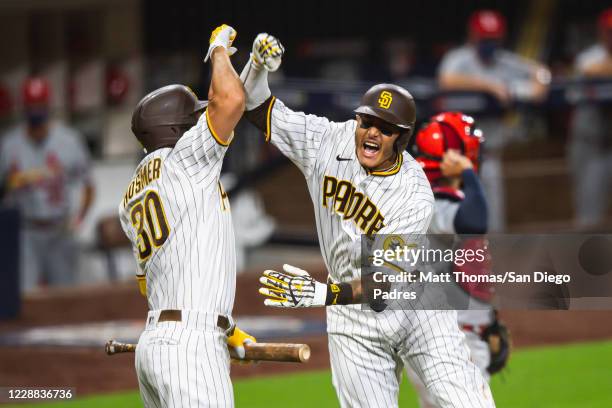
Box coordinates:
[240,34,334,176]
[438,150,488,234]
[204,24,245,143]
[240,33,284,115]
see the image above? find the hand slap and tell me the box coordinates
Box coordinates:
[251,33,285,71]
[204,24,238,62]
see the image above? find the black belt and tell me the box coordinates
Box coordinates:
[158,309,234,334]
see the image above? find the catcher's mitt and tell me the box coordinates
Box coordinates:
[481,313,511,375]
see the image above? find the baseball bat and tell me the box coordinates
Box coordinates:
[105,339,311,363]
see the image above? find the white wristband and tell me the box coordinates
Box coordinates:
[240,58,272,111]
[312,281,328,307]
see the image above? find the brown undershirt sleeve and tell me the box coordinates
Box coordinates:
[244,95,276,142]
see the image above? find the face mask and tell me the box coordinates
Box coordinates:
[476,40,498,62]
[26,110,49,127]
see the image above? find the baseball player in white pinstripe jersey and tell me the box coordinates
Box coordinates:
[244,34,495,407]
[119,24,256,407]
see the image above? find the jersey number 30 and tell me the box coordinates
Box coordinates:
[130,190,170,261]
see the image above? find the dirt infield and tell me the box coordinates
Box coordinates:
[1,267,612,396]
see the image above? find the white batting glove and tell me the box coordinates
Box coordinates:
[204,24,237,62]
[251,33,284,72]
[259,264,327,308]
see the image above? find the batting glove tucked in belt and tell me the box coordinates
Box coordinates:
[251,33,284,72]
[227,326,256,359]
[204,24,238,62]
[259,264,327,307]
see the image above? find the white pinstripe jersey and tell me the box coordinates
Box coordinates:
[119,111,235,316]
[266,98,434,283]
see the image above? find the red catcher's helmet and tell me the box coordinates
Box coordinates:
[469,10,506,39]
[412,112,484,184]
[22,77,51,107]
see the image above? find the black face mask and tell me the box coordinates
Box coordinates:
[476,40,499,62]
[26,110,49,127]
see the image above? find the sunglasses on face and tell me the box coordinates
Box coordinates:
[359,116,399,136]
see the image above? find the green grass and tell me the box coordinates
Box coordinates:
[10,340,612,407]
[488,340,612,408]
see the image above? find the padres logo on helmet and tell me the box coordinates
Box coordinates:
[378,91,393,109]
[354,84,416,152]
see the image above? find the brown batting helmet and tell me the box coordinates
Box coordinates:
[132,84,208,151]
[354,83,416,152]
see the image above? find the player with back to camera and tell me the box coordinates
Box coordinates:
[118,24,256,407]
[406,112,509,407]
[243,34,495,407]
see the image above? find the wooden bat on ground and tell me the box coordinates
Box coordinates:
[105,339,311,363]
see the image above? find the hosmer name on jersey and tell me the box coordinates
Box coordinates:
[322,175,385,235]
[122,158,162,207]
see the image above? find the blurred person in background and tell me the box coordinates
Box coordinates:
[438,9,551,231]
[0,76,94,292]
[408,112,509,406]
[0,83,14,133]
[569,8,612,227]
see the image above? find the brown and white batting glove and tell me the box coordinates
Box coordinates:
[251,33,284,72]
[204,24,237,62]
[259,264,327,307]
